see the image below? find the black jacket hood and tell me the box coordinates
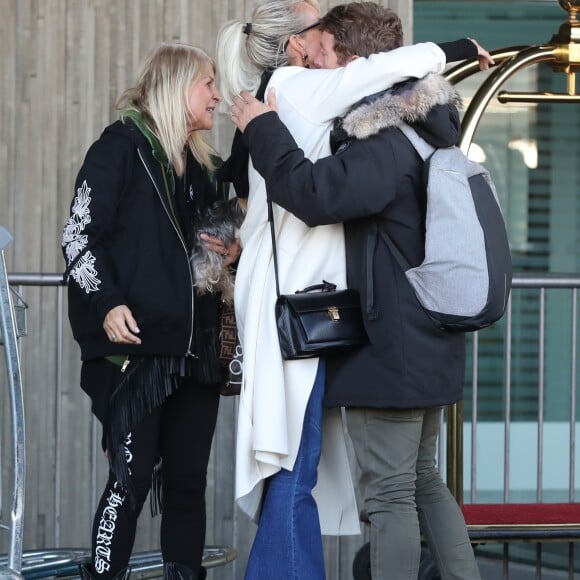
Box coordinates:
[331,73,463,152]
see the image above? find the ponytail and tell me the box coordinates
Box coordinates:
[217,20,262,105]
[217,1,308,104]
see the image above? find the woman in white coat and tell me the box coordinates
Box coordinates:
[217,1,478,577]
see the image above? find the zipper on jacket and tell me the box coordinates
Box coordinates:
[138,148,196,356]
[121,356,131,373]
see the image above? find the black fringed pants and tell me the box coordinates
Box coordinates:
[89,379,220,578]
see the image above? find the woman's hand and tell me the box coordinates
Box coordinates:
[199,234,242,266]
[231,88,278,132]
[468,38,495,71]
[103,305,142,345]
[224,238,242,266]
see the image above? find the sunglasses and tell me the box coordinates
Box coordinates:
[283,20,321,51]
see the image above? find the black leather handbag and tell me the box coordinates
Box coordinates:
[268,199,368,360]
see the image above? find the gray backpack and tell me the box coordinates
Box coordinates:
[379,123,512,332]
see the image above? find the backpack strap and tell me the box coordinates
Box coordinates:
[364,124,435,320]
[367,124,431,304]
[398,123,435,161]
[377,225,411,273]
[378,122,436,272]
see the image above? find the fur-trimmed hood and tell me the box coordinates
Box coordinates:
[338,73,462,141]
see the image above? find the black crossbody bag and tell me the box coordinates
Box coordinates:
[267,198,368,360]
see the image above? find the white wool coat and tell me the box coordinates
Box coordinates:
[234,43,447,534]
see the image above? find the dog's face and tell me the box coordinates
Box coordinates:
[190,198,245,302]
[194,198,245,246]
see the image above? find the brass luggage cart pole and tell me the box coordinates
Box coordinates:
[0,227,26,579]
[444,0,580,505]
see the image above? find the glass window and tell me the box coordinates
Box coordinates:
[416,0,580,522]
[416,3,580,571]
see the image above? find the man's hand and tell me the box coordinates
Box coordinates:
[231,88,278,132]
[468,38,495,71]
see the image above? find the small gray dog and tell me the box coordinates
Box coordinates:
[191,198,245,304]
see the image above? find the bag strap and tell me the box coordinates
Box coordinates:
[378,122,435,272]
[376,225,411,273]
[267,197,281,298]
[267,199,338,298]
[365,125,433,320]
[398,123,435,161]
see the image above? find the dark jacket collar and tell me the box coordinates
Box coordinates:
[120,109,169,166]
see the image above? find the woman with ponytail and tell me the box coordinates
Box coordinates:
[215,1,486,578]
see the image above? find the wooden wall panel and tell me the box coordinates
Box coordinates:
[0,1,412,578]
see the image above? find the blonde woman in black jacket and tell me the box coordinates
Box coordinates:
[62,43,238,580]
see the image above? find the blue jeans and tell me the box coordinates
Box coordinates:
[244,361,326,580]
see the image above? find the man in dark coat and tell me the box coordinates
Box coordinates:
[230,4,486,579]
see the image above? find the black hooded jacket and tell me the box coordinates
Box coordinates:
[244,74,467,409]
[62,118,223,362]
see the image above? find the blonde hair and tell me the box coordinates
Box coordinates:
[217,0,319,105]
[117,43,217,175]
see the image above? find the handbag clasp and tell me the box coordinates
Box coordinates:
[327,306,340,321]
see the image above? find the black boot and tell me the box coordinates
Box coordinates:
[163,562,206,580]
[79,563,131,580]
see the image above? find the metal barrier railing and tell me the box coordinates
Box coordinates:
[0,228,27,578]
[1,268,237,576]
[447,274,580,505]
[3,270,580,577]
[445,274,580,578]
